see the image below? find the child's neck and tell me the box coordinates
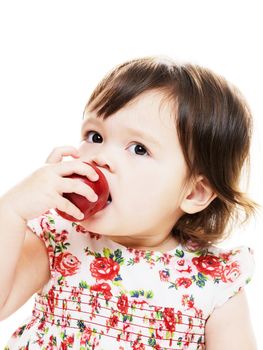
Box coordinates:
[107,233,179,253]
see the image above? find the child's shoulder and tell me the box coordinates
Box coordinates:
[200,243,254,264]
[184,242,255,311]
[184,240,254,265]
[27,208,71,235]
[26,208,91,246]
[184,241,255,283]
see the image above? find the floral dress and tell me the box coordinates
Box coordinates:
[4,209,254,350]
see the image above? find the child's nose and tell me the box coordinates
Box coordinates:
[89,154,112,172]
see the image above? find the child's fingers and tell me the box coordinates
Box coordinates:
[45,146,80,164]
[55,160,99,181]
[55,193,85,220]
[60,178,98,202]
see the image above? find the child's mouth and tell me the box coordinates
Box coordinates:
[106,193,112,206]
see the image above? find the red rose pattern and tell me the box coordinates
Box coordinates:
[117,294,129,314]
[90,282,113,300]
[54,252,81,276]
[90,257,120,280]
[192,255,222,278]
[163,307,176,332]
[175,277,192,288]
[221,261,241,282]
[132,340,146,350]
[55,229,68,243]
[106,314,119,328]
[80,327,92,345]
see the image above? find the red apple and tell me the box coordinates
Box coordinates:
[55,163,109,221]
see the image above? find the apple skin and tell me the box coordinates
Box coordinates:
[55,163,109,221]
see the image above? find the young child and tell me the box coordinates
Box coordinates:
[0,56,259,349]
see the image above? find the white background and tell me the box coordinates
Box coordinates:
[0,0,262,348]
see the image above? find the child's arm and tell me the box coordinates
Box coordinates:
[205,289,257,349]
[0,146,100,319]
[0,204,30,312]
[0,220,50,321]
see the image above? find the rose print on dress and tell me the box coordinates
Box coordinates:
[175,277,193,288]
[90,256,120,281]
[192,255,222,279]
[159,268,170,281]
[221,261,241,282]
[54,252,81,276]
[163,307,176,332]
[90,282,113,300]
[55,229,69,243]
[117,294,129,314]
[80,326,92,345]
[132,338,146,350]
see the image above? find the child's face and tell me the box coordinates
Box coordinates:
[77,90,189,239]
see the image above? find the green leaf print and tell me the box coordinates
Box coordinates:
[123,314,133,322]
[195,249,207,257]
[84,247,93,256]
[156,311,162,319]
[48,216,55,225]
[79,280,88,289]
[175,249,184,258]
[177,337,183,346]
[246,276,252,284]
[112,279,123,287]
[77,320,86,332]
[114,248,122,258]
[55,242,70,253]
[127,258,135,266]
[114,274,123,281]
[145,290,154,299]
[49,336,57,346]
[197,335,204,344]
[166,330,172,339]
[103,247,111,258]
[48,232,56,245]
[129,289,154,299]
[130,290,139,297]
[197,272,207,281]
[168,283,177,289]
[196,279,206,288]
[16,324,27,336]
[114,249,125,265]
[145,252,153,260]
[60,331,66,340]
[192,273,208,288]
[148,337,157,346]
[58,275,65,285]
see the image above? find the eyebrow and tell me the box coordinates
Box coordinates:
[81,117,161,147]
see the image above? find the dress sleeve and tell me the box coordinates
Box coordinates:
[213,245,255,309]
[26,209,58,278]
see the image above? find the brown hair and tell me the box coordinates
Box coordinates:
[84,56,260,249]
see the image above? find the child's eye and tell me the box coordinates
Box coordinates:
[84,130,103,143]
[83,130,149,157]
[128,143,149,157]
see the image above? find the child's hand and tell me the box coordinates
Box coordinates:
[1,146,98,221]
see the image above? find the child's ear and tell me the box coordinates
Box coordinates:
[180,176,217,214]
